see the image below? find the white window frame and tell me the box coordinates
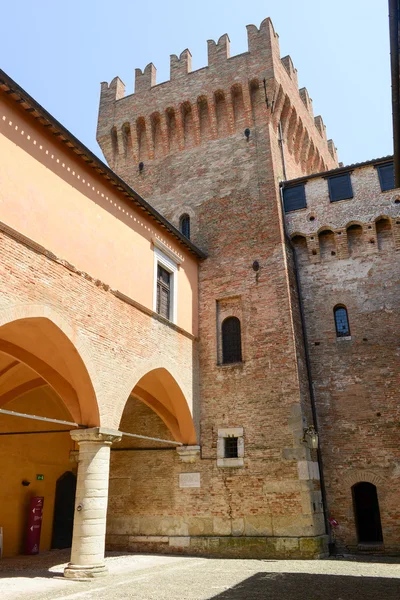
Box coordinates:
[153,247,178,324]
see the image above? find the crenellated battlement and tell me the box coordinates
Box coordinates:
[97,17,338,179]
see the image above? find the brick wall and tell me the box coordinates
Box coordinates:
[96,17,340,555]
[286,164,400,551]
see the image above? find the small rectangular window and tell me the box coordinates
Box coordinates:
[376,163,395,192]
[156,265,170,319]
[328,173,353,202]
[283,184,307,212]
[224,437,238,458]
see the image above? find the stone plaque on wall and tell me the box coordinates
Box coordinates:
[179,472,200,488]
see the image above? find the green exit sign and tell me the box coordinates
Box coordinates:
[36,474,44,481]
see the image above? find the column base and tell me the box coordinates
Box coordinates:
[64,562,108,579]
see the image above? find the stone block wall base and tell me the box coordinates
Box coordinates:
[106,534,329,559]
[64,563,108,579]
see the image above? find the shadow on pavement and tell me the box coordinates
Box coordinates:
[0,549,69,579]
[208,572,400,600]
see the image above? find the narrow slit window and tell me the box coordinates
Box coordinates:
[156,265,171,320]
[224,437,238,458]
[222,317,242,364]
[334,306,350,337]
[180,214,190,239]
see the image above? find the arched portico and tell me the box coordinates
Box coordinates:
[114,360,198,446]
[0,311,119,578]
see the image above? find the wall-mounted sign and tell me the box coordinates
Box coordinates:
[25,496,44,555]
[179,472,200,488]
[36,474,44,481]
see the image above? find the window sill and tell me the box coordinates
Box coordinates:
[336,336,352,341]
[217,457,244,468]
[217,361,244,368]
[329,197,354,203]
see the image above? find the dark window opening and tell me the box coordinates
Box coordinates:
[283,184,307,212]
[334,306,350,337]
[180,214,190,239]
[328,173,353,202]
[353,482,383,544]
[224,437,238,458]
[156,265,171,319]
[376,162,395,192]
[222,317,242,364]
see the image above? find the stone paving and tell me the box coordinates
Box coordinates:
[0,550,399,599]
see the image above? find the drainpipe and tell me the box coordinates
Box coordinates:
[389,0,400,187]
[279,183,331,544]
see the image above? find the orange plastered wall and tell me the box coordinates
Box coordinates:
[0,95,199,335]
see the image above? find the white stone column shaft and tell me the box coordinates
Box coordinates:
[64,427,121,579]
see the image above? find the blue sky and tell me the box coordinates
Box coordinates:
[1,1,391,166]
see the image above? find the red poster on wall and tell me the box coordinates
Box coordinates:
[25,496,44,555]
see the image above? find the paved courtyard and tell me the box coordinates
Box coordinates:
[0,550,399,599]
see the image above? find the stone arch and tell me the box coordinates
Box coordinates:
[0,303,100,426]
[114,359,196,445]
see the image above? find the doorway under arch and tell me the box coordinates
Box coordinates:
[0,315,99,557]
[352,482,383,544]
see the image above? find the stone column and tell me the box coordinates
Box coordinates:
[64,427,121,579]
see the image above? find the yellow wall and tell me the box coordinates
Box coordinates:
[0,387,75,557]
[0,95,199,335]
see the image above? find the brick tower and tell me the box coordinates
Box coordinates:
[97,18,339,557]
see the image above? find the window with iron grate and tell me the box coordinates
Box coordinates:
[222,317,242,364]
[334,305,350,337]
[156,265,171,319]
[179,214,190,239]
[224,437,238,458]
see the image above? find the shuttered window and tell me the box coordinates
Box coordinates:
[334,306,350,337]
[156,265,171,319]
[283,184,307,212]
[328,173,353,202]
[376,163,395,192]
[180,214,190,239]
[222,317,242,364]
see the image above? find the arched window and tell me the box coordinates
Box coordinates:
[334,305,350,337]
[222,317,242,364]
[180,214,190,239]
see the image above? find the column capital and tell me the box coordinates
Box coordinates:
[70,427,122,445]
